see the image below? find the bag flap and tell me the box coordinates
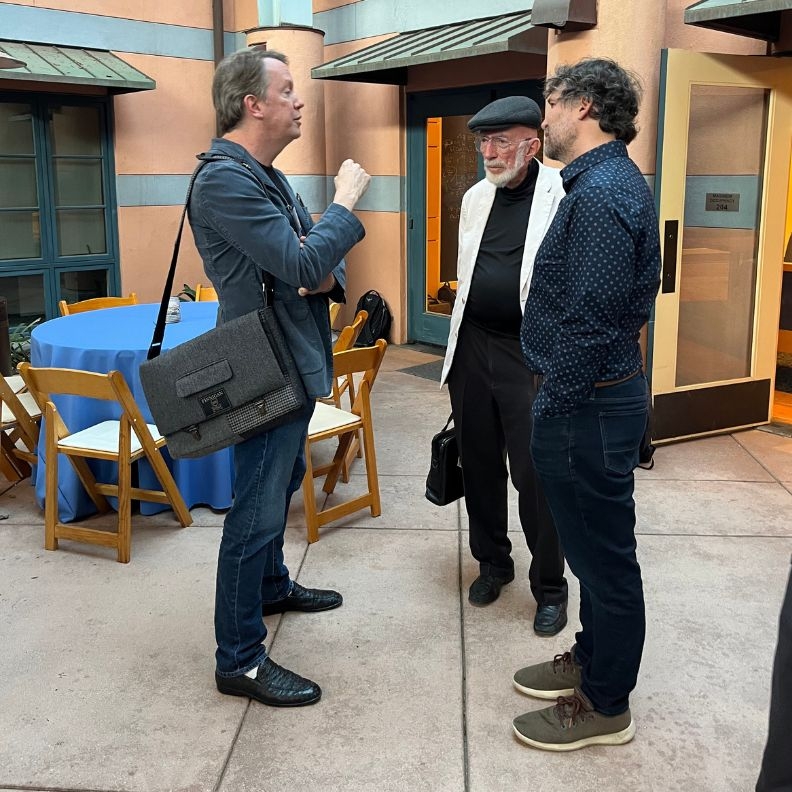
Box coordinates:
[175,359,232,398]
[140,308,292,435]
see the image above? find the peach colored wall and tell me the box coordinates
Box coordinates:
[6,0,214,27]
[322,36,402,176]
[245,27,327,175]
[229,0,259,31]
[118,207,205,301]
[113,53,216,175]
[319,36,405,339]
[336,210,404,340]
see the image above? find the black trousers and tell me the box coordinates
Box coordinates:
[447,320,567,606]
[756,559,792,792]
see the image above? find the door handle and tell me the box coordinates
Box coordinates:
[662,220,678,294]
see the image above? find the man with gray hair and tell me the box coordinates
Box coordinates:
[188,48,370,707]
[440,96,568,634]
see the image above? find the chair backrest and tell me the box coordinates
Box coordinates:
[59,293,138,316]
[18,364,152,444]
[194,283,218,302]
[0,373,40,448]
[333,310,368,354]
[330,339,387,415]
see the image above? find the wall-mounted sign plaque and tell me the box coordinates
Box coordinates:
[705,192,740,212]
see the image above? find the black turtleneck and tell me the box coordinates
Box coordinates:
[465,157,539,338]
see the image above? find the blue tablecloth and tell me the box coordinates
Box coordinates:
[31,302,234,521]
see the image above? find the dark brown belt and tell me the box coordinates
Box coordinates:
[594,370,641,388]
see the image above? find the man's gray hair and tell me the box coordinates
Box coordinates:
[213,48,288,135]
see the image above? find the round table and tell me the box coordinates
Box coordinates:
[31,302,234,521]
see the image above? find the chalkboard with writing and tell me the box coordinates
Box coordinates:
[440,115,479,282]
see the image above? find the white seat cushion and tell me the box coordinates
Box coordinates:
[59,420,163,454]
[1,390,42,423]
[308,401,360,435]
[5,375,25,393]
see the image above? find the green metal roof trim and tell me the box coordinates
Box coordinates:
[684,0,792,40]
[0,40,156,93]
[311,11,545,84]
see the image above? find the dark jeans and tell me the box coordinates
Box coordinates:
[531,374,648,715]
[214,403,313,677]
[448,321,567,606]
[756,559,792,792]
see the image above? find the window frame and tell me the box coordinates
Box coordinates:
[0,91,120,320]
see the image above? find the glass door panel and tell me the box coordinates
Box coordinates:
[59,269,109,304]
[0,272,47,325]
[675,86,768,387]
[0,102,40,260]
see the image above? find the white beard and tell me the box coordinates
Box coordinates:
[483,148,530,188]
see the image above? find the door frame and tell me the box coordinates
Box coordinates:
[652,49,792,441]
[405,80,543,346]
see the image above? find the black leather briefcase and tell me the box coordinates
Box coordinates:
[425,414,464,506]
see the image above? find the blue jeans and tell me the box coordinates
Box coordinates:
[214,404,314,677]
[530,374,648,715]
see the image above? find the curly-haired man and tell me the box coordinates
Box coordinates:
[512,58,660,750]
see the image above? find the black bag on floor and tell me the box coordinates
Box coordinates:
[354,290,392,346]
[425,414,464,506]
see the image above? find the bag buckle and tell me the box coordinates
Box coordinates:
[187,425,201,440]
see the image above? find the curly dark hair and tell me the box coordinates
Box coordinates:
[544,58,643,144]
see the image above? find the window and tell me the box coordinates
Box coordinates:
[0,95,118,324]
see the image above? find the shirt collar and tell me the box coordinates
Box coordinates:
[560,140,628,192]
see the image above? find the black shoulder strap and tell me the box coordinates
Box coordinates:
[146,152,291,361]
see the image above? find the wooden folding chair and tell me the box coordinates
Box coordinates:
[0,374,41,482]
[323,309,369,481]
[194,283,218,301]
[59,293,138,316]
[18,363,192,563]
[302,339,387,543]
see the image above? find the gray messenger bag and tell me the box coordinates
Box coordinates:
[139,156,307,459]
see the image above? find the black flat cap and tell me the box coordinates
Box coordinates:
[468,96,543,132]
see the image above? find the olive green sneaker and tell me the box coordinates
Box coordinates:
[513,690,635,752]
[513,650,581,699]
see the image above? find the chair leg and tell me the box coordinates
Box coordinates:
[0,446,24,483]
[361,420,381,517]
[302,440,321,543]
[322,432,355,495]
[144,445,192,527]
[43,416,59,552]
[116,446,132,564]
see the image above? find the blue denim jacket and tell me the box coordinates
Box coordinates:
[188,138,365,398]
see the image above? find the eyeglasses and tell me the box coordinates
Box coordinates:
[473,134,537,154]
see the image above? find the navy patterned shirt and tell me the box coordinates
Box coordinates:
[521,140,660,419]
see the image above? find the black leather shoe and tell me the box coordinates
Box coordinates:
[215,657,321,707]
[533,602,568,636]
[261,581,343,616]
[468,571,515,606]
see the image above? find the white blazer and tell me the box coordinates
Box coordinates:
[440,161,565,386]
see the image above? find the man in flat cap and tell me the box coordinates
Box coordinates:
[440,95,568,635]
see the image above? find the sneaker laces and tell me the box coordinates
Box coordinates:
[553,694,593,729]
[552,651,575,675]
